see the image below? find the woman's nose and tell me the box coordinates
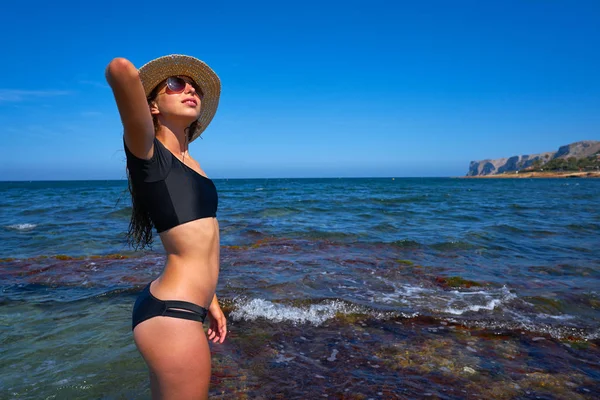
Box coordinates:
[185,82,196,94]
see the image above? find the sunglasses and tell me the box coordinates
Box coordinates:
[163,76,202,96]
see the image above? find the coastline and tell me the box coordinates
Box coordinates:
[461,171,600,179]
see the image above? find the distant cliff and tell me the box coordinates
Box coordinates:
[467,141,600,176]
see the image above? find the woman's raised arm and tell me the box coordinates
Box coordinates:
[105,57,155,159]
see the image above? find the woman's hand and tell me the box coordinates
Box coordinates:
[207,295,227,344]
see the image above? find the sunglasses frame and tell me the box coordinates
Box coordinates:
[165,76,203,97]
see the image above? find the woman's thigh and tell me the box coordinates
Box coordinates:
[134,316,211,400]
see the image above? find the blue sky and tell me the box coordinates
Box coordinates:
[1,0,598,180]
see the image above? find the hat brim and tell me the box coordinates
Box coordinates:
[138,54,221,142]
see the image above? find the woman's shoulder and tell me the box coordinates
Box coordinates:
[124,136,172,182]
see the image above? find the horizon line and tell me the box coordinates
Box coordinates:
[0,176,461,182]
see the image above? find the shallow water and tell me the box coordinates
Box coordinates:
[1,178,599,398]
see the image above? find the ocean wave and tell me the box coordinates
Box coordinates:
[229,286,514,325]
[443,287,516,315]
[367,279,598,340]
[19,208,54,216]
[6,223,37,231]
[226,295,598,340]
[453,316,600,341]
[490,224,525,233]
[389,239,421,248]
[371,282,431,305]
[537,313,575,321]
[229,298,363,325]
[566,222,600,232]
[369,278,516,316]
[372,222,398,233]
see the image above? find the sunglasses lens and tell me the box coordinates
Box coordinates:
[166,77,186,92]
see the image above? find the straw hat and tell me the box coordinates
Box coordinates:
[138,54,221,142]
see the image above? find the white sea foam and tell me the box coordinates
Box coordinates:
[370,279,432,305]
[370,277,516,317]
[452,314,599,341]
[230,298,352,325]
[443,286,516,315]
[227,291,596,340]
[584,329,600,341]
[375,284,431,305]
[327,349,339,362]
[7,223,37,231]
[444,298,504,315]
[274,353,295,363]
[537,313,575,321]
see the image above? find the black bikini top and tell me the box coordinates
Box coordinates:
[123,136,218,233]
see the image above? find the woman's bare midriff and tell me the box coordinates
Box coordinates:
[150,217,220,309]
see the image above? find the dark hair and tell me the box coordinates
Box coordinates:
[125,82,203,250]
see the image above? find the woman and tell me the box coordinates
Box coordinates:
[105,54,227,399]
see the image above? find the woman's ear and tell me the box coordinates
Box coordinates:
[149,100,159,115]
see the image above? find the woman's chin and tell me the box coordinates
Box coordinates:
[160,109,201,126]
[184,109,202,122]
[176,111,201,125]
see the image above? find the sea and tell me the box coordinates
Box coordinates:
[0,178,599,399]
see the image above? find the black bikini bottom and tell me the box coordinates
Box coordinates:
[132,282,208,330]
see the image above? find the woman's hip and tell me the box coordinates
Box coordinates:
[132,281,209,331]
